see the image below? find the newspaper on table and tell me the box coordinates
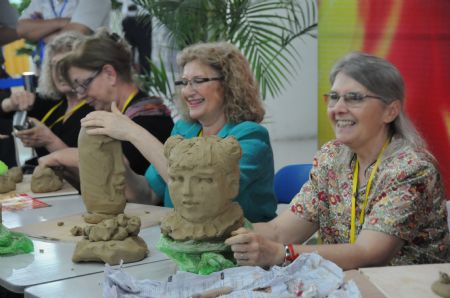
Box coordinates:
[103,252,361,298]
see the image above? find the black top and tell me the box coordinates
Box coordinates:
[122,90,174,175]
[0,94,95,165]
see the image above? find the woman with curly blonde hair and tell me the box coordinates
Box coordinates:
[75,41,277,222]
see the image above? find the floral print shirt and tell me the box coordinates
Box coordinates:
[290,136,449,265]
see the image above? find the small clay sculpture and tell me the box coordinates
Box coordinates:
[74,129,147,264]
[6,166,23,183]
[160,135,244,241]
[30,166,63,193]
[78,127,126,224]
[432,272,450,298]
[72,214,148,265]
[0,174,16,194]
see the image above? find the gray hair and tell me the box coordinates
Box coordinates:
[37,31,86,99]
[330,52,426,149]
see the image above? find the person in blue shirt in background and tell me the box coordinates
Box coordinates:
[78,41,277,223]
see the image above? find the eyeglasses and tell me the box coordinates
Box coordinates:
[74,70,101,96]
[174,77,223,89]
[324,91,383,107]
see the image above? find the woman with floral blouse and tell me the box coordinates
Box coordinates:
[225,52,449,270]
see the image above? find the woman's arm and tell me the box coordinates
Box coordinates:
[226,208,403,269]
[15,117,69,152]
[123,163,161,205]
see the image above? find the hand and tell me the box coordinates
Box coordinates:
[0,133,10,140]
[80,101,139,141]
[224,228,285,267]
[14,118,55,148]
[6,91,35,112]
[38,148,79,168]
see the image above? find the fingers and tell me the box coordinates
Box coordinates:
[11,91,35,110]
[111,101,121,114]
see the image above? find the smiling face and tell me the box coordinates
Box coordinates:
[180,60,225,126]
[327,72,399,153]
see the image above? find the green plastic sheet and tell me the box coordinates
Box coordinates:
[157,220,252,275]
[0,224,34,255]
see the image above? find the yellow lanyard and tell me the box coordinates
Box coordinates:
[350,139,390,244]
[198,129,203,137]
[120,89,139,114]
[41,99,87,129]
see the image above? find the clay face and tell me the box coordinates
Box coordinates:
[161,135,244,241]
[169,167,234,222]
[78,127,126,222]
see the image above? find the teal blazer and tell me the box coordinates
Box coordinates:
[145,119,277,222]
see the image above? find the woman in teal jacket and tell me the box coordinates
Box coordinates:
[79,42,277,222]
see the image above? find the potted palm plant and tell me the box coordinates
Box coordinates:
[135,0,317,100]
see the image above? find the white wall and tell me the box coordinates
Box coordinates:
[262,36,318,170]
[264,36,318,142]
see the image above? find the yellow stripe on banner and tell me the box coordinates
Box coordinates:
[318,0,361,147]
[3,39,31,76]
[373,0,403,58]
[445,110,450,139]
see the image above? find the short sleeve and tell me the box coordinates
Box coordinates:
[71,0,111,31]
[363,156,444,242]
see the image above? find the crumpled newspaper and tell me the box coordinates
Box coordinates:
[103,253,361,298]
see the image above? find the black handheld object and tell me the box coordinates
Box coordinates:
[12,72,36,130]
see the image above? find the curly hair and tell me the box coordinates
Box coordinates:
[58,29,133,86]
[176,42,265,123]
[37,31,86,99]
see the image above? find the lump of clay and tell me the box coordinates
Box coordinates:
[72,214,148,265]
[0,175,15,194]
[6,166,23,183]
[160,135,244,242]
[78,127,126,224]
[432,272,450,298]
[72,236,148,265]
[30,166,63,193]
[83,214,141,241]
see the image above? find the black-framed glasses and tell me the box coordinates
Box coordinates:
[324,91,383,107]
[174,77,224,89]
[74,70,101,96]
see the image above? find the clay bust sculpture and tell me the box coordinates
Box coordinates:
[78,127,126,224]
[160,135,244,242]
[31,166,63,193]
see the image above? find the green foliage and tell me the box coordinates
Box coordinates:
[135,0,317,99]
[11,0,31,14]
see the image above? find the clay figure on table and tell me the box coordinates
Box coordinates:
[30,165,63,193]
[78,127,126,224]
[160,135,244,242]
